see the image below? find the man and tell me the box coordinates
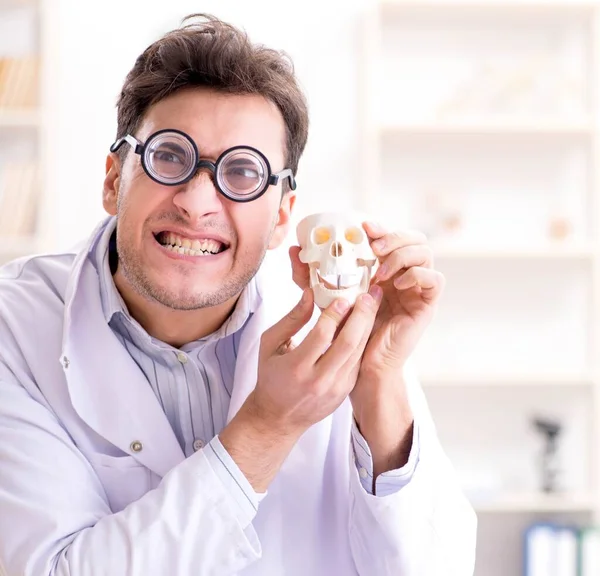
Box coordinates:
[0,14,476,576]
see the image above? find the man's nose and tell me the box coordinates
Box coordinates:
[172,170,224,221]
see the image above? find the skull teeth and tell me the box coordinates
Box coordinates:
[318,271,362,290]
[311,266,371,292]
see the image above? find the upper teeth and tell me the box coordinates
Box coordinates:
[310,266,372,292]
[162,233,222,254]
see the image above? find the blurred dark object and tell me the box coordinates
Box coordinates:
[532,416,562,493]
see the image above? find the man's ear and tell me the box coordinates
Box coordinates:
[103,153,122,216]
[268,192,296,250]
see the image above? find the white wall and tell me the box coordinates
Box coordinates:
[46,0,373,251]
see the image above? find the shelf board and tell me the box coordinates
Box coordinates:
[431,245,595,260]
[420,374,594,387]
[471,492,597,513]
[0,109,40,128]
[381,0,598,14]
[381,120,593,137]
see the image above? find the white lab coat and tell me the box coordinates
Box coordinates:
[0,219,477,576]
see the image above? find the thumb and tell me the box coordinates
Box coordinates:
[289,246,311,290]
[260,288,314,357]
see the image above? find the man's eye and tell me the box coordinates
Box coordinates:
[154,151,184,164]
[228,167,260,179]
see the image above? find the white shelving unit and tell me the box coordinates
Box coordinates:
[472,491,597,513]
[420,373,594,387]
[0,0,55,264]
[360,1,600,573]
[431,244,596,259]
[382,120,594,135]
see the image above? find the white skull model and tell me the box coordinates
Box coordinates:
[296,212,378,309]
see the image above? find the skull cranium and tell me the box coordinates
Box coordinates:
[296,212,377,309]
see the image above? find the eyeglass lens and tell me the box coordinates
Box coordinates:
[144,131,269,198]
[217,149,267,198]
[146,132,196,184]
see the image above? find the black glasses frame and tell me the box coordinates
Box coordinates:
[110,128,297,203]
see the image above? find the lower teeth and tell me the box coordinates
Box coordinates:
[162,243,217,257]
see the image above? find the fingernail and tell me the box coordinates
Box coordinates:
[372,238,385,251]
[334,298,350,313]
[376,263,388,279]
[369,284,383,304]
[367,221,383,233]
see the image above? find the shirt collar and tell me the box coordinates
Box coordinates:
[88,217,262,345]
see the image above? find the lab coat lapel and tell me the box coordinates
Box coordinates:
[226,279,267,422]
[62,257,185,478]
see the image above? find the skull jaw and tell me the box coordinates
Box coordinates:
[309,265,373,309]
[312,283,366,309]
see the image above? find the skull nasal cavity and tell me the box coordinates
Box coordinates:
[330,242,343,257]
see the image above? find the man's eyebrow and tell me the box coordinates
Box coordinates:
[151,141,187,154]
[227,157,258,165]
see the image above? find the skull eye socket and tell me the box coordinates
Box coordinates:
[345,227,364,244]
[312,227,332,245]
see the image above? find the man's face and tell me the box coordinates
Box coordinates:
[103,88,294,310]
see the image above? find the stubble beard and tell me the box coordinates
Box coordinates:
[117,238,269,311]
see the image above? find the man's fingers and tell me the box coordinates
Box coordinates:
[260,288,315,357]
[289,246,311,290]
[394,267,445,304]
[362,221,389,240]
[363,222,427,255]
[316,286,382,375]
[374,245,434,282]
[332,292,380,385]
[294,296,354,364]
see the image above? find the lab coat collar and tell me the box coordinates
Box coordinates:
[61,217,186,476]
[59,217,275,478]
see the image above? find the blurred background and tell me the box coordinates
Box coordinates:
[1,0,599,573]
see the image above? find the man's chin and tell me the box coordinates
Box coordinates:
[141,276,241,311]
[144,286,218,311]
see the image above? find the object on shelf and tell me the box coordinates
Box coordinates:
[0,56,38,109]
[580,527,600,576]
[524,523,578,576]
[416,188,464,243]
[436,52,584,123]
[548,217,573,242]
[532,416,563,494]
[0,161,39,237]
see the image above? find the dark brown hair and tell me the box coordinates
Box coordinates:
[115,13,309,191]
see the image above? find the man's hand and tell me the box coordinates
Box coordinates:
[357,221,444,374]
[289,222,445,487]
[220,285,382,492]
[352,221,444,483]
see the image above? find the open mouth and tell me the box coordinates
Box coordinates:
[310,267,370,291]
[154,231,229,257]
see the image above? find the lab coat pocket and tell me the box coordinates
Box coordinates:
[88,452,152,513]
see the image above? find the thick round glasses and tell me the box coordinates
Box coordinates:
[110,128,297,203]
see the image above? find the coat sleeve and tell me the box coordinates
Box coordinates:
[0,365,263,576]
[347,361,478,576]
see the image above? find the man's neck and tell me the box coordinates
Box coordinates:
[113,269,239,348]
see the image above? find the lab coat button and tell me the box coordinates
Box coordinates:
[130,441,143,453]
[177,352,188,364]
[193,439,204,451]
[62,356,69,369]
[359,467,368,479]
